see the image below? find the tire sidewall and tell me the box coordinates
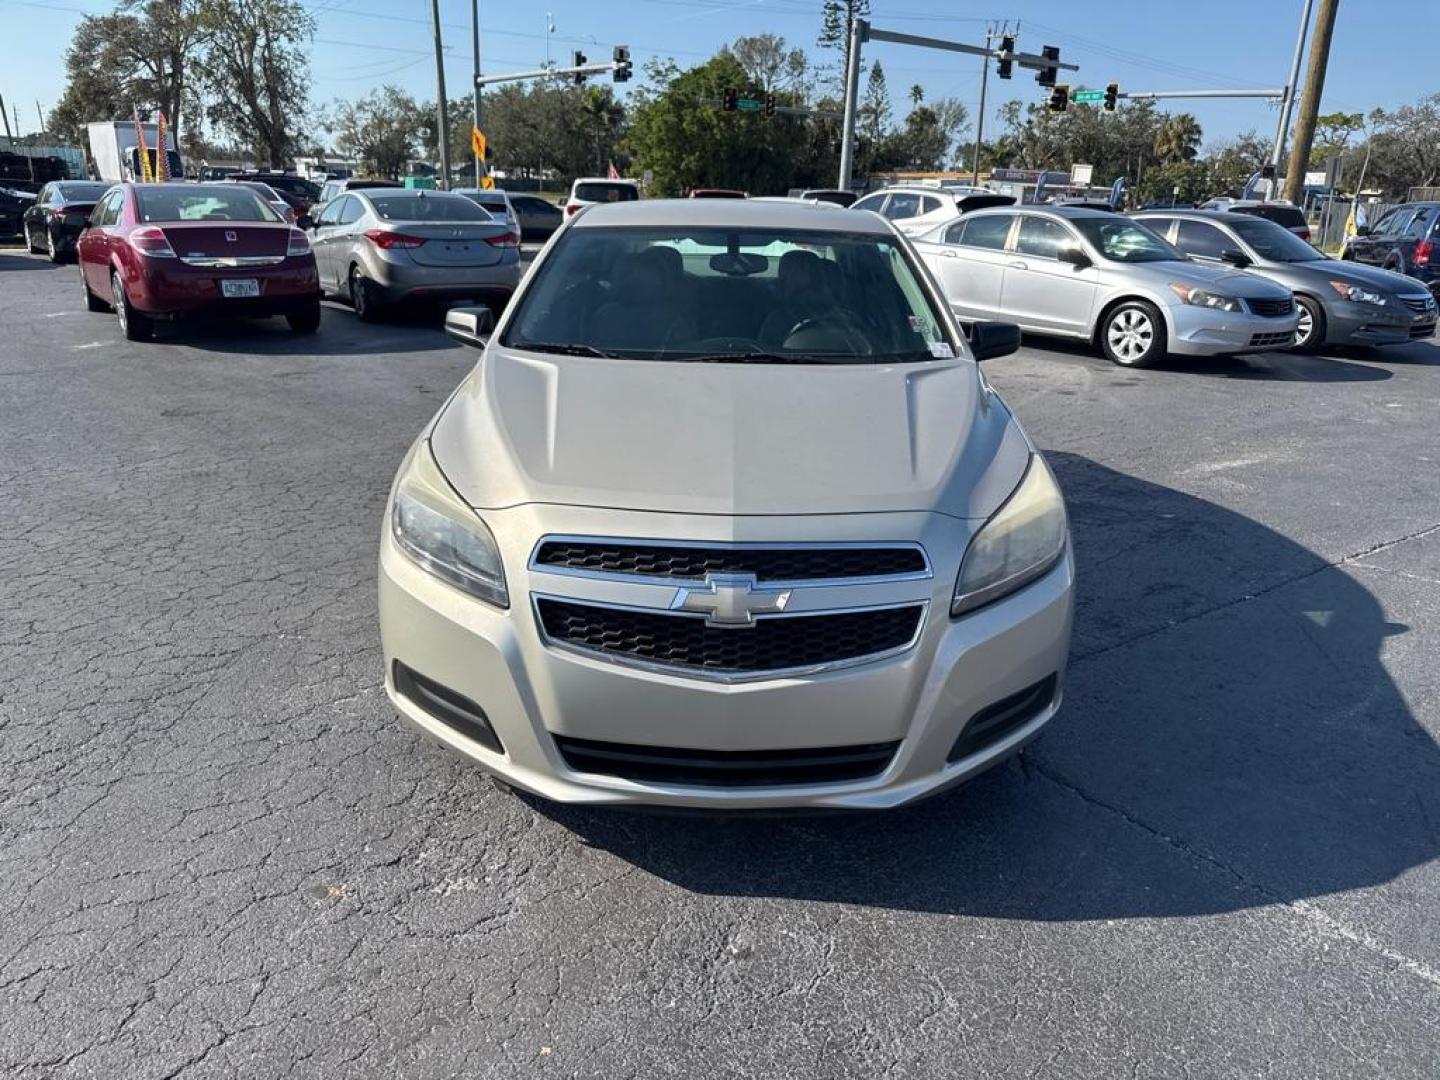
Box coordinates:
[1294,295,1325,353]
[1101,301,1165,367]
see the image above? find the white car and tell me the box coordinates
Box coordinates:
[851,185,1014,237]
[453,187,519,236]
[562,177,640,220]
[377,198,1074,810]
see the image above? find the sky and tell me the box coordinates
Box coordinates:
[1,0,1436,153]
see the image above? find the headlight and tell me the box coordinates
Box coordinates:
[1329,280,1385,305]
[390,441,508,608]
[952,454,1068,616]
[1168,283,1242,312]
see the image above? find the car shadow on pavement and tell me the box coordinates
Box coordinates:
[531,453,1440,921]
[0,249,62,272]
[1020,335,1392,382]
[150,304,457,356]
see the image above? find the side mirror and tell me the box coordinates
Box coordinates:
[444,305,495,349]
[968,321,1022,362]
[1056,244,1091,268]
[1219,248,1252,268]
[297,214,314,230]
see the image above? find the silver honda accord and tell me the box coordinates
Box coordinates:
[377,199,1074,809]
[913,205,1299,367]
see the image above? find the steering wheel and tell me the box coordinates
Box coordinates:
[783,313,870,355]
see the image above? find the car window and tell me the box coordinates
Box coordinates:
[851,193,887,214]
[1228,216,1325,262]
[572,182,638,203]
[884,194,923,220]
[1232,204,1307,230]
[58,182,109,203]
[335,196,364,226]
[1175,220,1232,259]
[1403,213,1431,240]
[93,191,121,227]
[368,193,490,222]
[1071,217,1182,262]
[1014,216,1075,259]
[1138,217,1177,241]
[943,220,968,245]
[957,214,1013,251]
[504,225,960,364]
[1371,210,1403,238]
[920,196,943,215]
[135,185,279,223]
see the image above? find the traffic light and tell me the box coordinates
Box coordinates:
[996,35,1014,80]
[721,87,738,112]
[612,45,631,83]
[764,92,776,117]
[572,51,587,85]
[1048,84,1069,113]
[1103,82,1119,112]
[1035,45,1060,87]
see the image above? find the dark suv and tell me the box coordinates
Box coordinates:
[230,171,322,210]
[1344,202,1440,296]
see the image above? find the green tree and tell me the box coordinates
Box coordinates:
[817,0,869,85]
[326,86,421,179]
[1153,113,1202,164]
[727,34,808,95]
[857,60,891,172]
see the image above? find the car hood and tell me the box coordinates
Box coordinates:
[1287,259,1430,296]
[429,349,1032,519]
[1147,259,1292,297]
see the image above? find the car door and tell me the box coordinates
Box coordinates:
[81,191,121,296]
[1172,219,1236,266]
[926,213,1015,321]
[999,215,1099,335]
[328,196,369,287]
[310,195,352,289]
[1352,209,1400,266]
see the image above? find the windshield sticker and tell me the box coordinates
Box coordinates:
[929,342,955,358]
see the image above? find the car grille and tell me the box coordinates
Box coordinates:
[554,735,900,787]
[1399,295,1435,314]
[1248,330,1296,348]
[533,541,927,582]
[536,598,924,676]
[1244,296,1295,317]
[1409,321,1436,339]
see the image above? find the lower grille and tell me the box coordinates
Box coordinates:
[1248,330,1295,348]
[948,674,1058,763]
[393,661,504,754]
[1409,321,1436,339]
[1244,296,1295,318]
[536,598,923,676]
[533,540,927,582]
[554,735,900,787]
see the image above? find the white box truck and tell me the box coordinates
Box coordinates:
[86,121,184,183]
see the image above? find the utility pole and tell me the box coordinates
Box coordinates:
[430,0,452,190]
[837,16,866,191]
[970,25,994,187]
[1284,0,1339,204]
[472,0,482,186]
[1270,0,1314,181]
[0,91,12,144]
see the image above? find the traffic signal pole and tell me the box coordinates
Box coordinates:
[970,27,994,187]
[1271,0,1315,181]
[430,0,452,190]
[836,17,866,192]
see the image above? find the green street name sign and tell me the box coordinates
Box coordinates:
[737,98,764,112]
[1072,90,1105,104]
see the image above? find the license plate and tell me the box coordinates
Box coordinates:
[445,244,471,254]
[220,279,260,298]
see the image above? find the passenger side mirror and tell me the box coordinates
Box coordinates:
[1055,244,1091,268]
[444,305,495,349]
[968,321,1022,362]
[1219,248,1252,268]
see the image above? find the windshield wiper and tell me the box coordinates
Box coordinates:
[510,340,624,358]
[681,352,836,364]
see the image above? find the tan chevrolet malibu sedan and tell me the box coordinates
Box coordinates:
[378,199,1074,809]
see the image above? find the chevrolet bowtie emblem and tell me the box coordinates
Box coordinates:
[671,573,792,627]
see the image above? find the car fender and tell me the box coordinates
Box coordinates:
[1089,286,1177,341]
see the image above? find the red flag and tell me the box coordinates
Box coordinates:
[607,160,620,180]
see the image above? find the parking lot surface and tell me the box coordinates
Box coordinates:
[2,247,1438,1078]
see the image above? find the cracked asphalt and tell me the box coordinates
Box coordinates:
[2,243,1439,1078]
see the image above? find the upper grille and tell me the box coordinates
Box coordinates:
[554,735,899,787]
[536,598,923,675]
[533,541,927,582]
[1400,295,1435,314]
[1244,296,1295,318]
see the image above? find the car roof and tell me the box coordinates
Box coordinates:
[967,204,1119,220]
[573,176,639,185]
[1135,208,1250,222]
[574,197,893,233]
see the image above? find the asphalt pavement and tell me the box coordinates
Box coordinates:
[2,245,1438,1078]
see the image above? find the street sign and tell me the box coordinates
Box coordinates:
[1072,89,1105,104]
[1071,163,1094,185]
[736,98,764,112]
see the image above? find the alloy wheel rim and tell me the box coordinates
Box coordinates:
[1296,305,1313,345]
[351,271,365,316]
[114,276,127,332]
[1107,309,1153,362]
[47,232,55,258]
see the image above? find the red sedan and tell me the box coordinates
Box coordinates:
[76,182,322,341]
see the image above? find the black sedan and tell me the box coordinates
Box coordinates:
[22,181,110,262]
[509,194,564,241]
[0,186,36,239]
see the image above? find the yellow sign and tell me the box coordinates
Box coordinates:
[480,176,495,191]
[471,126,487,161]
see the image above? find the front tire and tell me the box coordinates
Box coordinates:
[349,265,379,322]
[26,225,43,255]
[112,271,153,342]
[286,302,322,334]
[1293,295,1326,353]
[1100,301,1165,367]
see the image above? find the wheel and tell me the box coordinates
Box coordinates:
[46,228,63,263]
[81,266,109,312]
[112,271,153,341]
[1100,301,1165,367]
[1293,295,1326,353]
[26,224,43,255]
[349,265,379,322]
[286,302,322,334]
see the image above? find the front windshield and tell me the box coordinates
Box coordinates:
[1228,216,1325,262]
[1072,217,1183,262]
[503,226,957,364]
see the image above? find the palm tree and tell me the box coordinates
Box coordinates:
[1154,113,1202,164]
[580,86,624,174]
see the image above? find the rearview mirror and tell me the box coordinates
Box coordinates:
[1056,244,1091,268]
[1219,248,1252,268]
[444,305,495,349]
[968,321,1022,362]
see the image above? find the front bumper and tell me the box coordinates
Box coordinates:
[1324,298,1437,345]
[378,504,1075,810]
[1167,304,1300,355]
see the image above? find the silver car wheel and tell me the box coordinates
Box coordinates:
[1295,304,1313,346]
[113,274,128,334]
[1107,308,1154,362]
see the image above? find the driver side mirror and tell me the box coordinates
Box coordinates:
[1056,243,1091,268]
[444,305,495,349]
[1219,248,1252,268]
[968,321,1022,362]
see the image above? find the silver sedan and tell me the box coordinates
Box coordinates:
[914,206,1300,367]
[306,189,521,320]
